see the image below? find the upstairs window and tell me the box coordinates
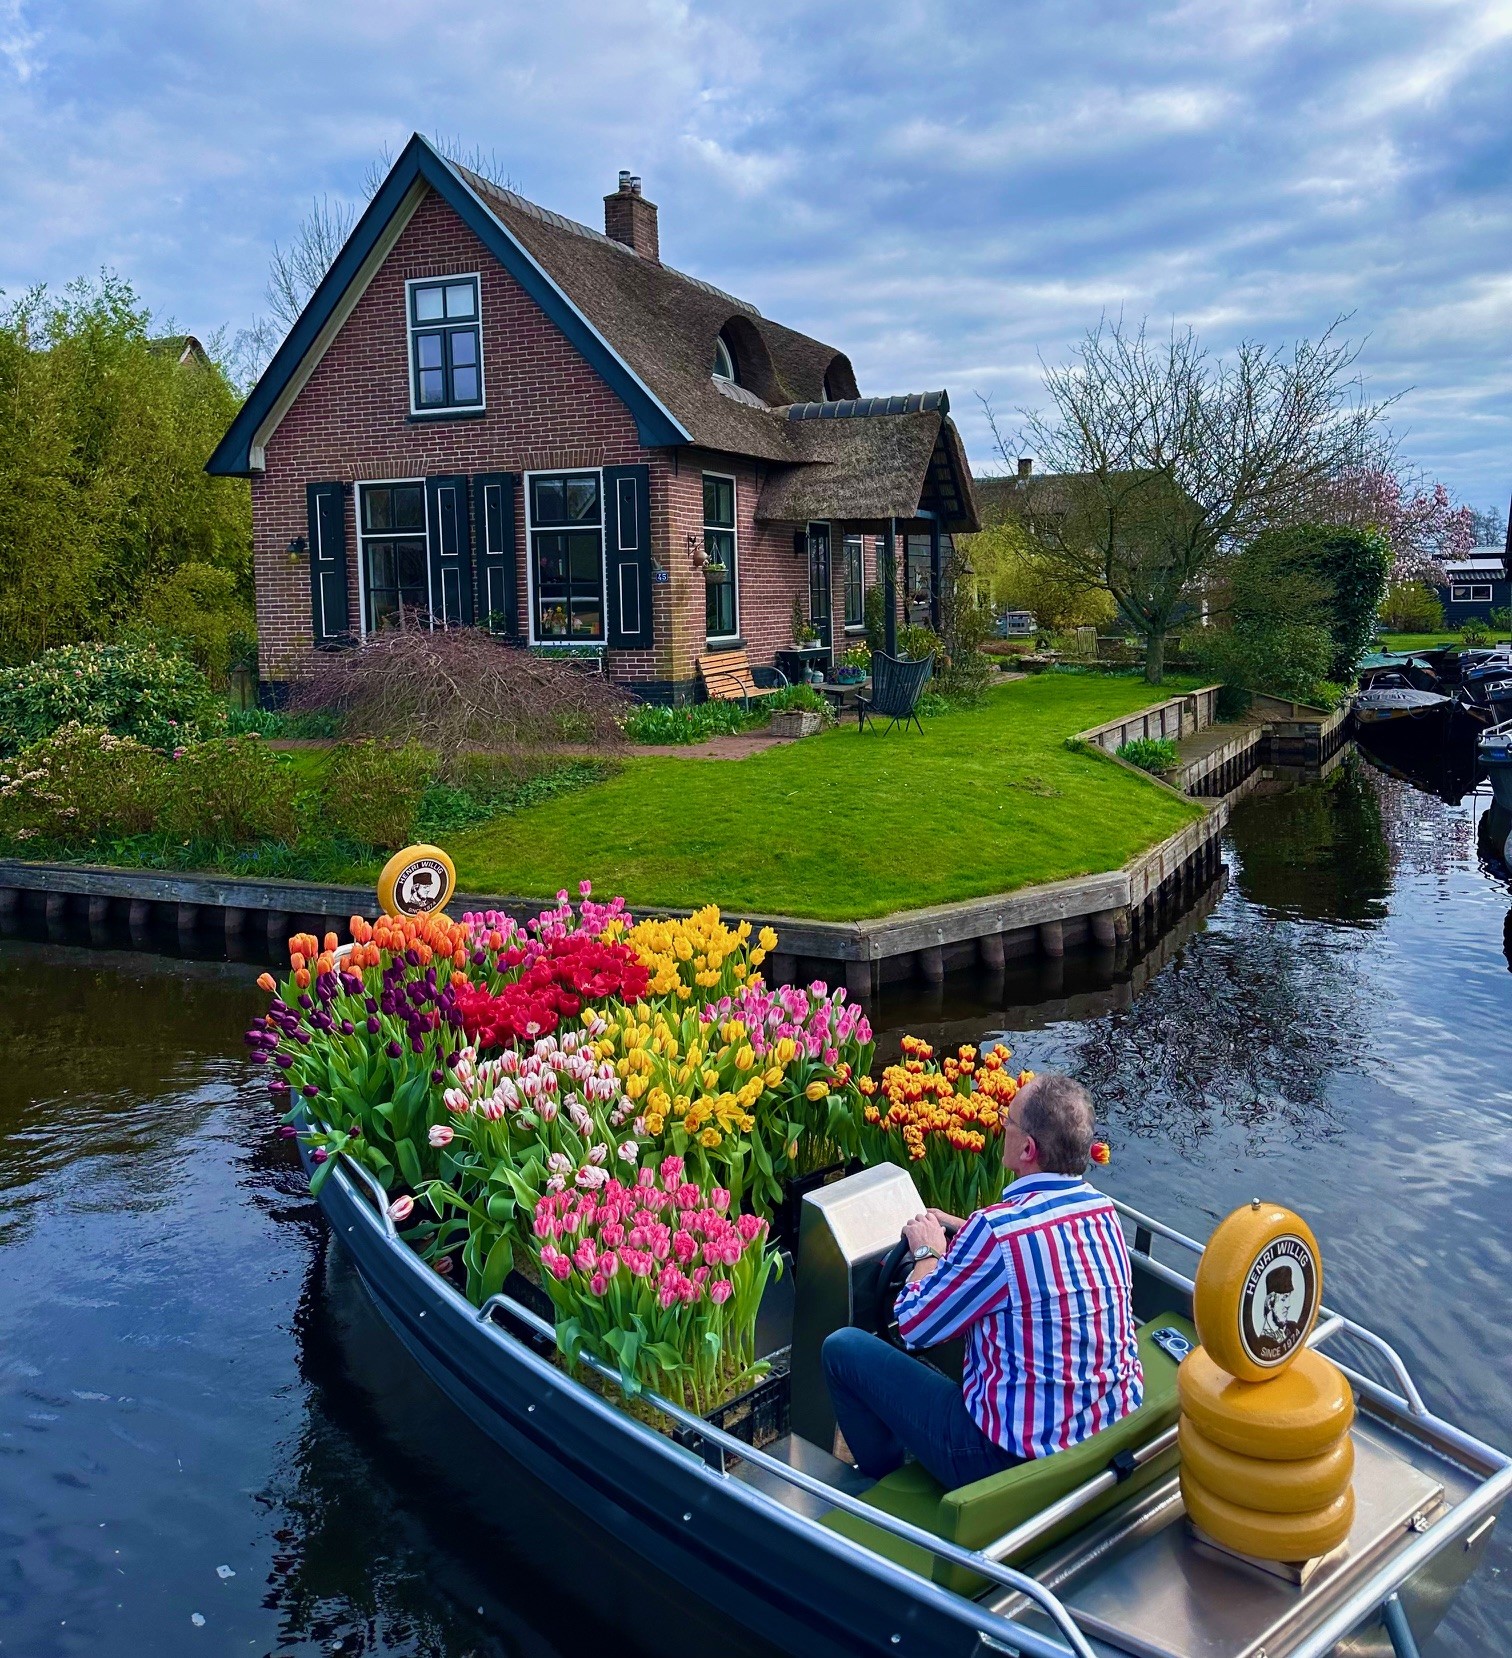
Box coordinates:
[408,276,483,413]
[712,334,737,383]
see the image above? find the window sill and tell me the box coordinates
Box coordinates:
[704,636,746,652]
[406,407,488,423]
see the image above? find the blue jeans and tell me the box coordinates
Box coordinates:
[821,1326,1025,1489]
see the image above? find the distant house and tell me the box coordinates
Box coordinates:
[1436,549,1509,625]
[208,134,978,704]
[149,334,211,367]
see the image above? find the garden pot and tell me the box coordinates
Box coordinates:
[704,565,730,585]
[770,709,822,739]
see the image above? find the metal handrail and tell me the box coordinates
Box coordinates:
[476,1285,1098,1658]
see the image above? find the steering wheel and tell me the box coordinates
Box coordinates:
[872,1221,959,1343]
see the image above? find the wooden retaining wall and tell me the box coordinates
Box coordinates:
[1079,685,1220,755]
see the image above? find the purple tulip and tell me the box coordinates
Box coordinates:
[274,1052,294,1070]
[348,1125,362,1139]
[298,994,313,1010]
[430,1069,443,1085]
[311,1147,329,1164]
[410,1035,425,1054]
[278,1124,298,1139]
[386,1040,403,1059]
[340,1019,354,1035]
[301,1084,319,1098]
[366,1016,380,1034]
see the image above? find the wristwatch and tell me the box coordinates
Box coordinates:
[911,1245,940,1264]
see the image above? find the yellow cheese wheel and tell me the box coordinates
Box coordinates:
[1182,1467,1355,1561]
[1178,1345,1354,1460]
[377,844,457,917]
[1178,1416,1354,1513]
[1194,1201,1323,1382]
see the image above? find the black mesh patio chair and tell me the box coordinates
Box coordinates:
[857,651,933,735]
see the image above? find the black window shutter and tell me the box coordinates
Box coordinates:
[472,472,519,637]
[306,482,351,648]
[425,475,474,627]
[603,463,653,649]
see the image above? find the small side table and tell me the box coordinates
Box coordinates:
[817,678,869,714]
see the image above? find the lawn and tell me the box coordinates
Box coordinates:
[447,675,1204,921]
[1378,631,1509,654]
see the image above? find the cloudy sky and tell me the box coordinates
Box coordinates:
[2,0,1509,511]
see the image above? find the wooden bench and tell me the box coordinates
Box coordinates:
[697,648,787,709]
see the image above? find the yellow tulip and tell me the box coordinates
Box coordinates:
[805,1080,829,1102]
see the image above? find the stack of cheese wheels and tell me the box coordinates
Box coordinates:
[1178,1201,1356,1561]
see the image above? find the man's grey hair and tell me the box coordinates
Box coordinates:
[1015,1072,1096,1175]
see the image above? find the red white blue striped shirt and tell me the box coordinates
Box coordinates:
[894,1174,1143,1460]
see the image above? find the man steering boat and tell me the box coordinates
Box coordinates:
[821,1072,1143,1489]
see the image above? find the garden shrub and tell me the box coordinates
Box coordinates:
[418,758,611,835]
[160,736,297,844]
[0,640,223,756]
[225,705,342,739]
[0,722,167,842]
[1489,607,1511,635]
[1193,620,1334,706]
[316,741,437,851]
[1379,580,1444,635]
[897,623,941,663]
[1459,617,1490,647]
[135,562,256,685]
[1116,737,1180,775]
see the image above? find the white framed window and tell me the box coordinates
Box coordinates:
[712,335,736,383]
[354,479,428,635]
[1451,583,1494,603]
[703,473,738,641]
[406,275,483,415]
[525,470,605,643]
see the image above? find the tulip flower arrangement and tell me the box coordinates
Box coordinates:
[851,1038,1035,1216]
[414,1031,643,1301]
[603,906,776,1003]
[534,1158,777,1414]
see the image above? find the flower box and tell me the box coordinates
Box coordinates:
[703,1357,791,1449]
[770,709,822,739]
[704,564,730,585]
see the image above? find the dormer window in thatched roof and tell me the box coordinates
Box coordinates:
[712,333,737,383]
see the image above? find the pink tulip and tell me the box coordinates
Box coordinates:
[710,1279,733,1305]
[542,1246,572,1281]
[672,1229,697,1263]
[428,1123,454,1147]
[590,1272,609,1296]
[711,1187,731,1212]
[388,1194,415,1223]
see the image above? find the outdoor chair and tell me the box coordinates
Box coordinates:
[857,651,933,735]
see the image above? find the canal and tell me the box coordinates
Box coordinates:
[2,751,1509,1657]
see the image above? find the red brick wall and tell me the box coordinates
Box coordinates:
[253,188,663,687]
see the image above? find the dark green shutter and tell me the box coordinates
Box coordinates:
[603,463,653,649]
[425,475,473,627]
[472,472,518,637]
[306,482,351,648]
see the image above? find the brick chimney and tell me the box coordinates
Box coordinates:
[1017,456,1033,477]
[604,170,659,262]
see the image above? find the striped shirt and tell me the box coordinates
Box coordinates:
[894,1174,1143,1459]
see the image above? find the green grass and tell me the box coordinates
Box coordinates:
[447,676,1203,921]
[1378,631,1510,653]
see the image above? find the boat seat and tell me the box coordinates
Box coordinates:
[821,1314,1195,1596]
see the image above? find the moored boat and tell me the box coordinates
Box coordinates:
[1350,669,1452,730]
[1480,718,1512,814]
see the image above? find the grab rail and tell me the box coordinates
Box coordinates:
[475,1287,1099,1658]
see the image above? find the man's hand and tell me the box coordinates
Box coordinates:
[926,1206,964,1234]
[903,1213,949,1258]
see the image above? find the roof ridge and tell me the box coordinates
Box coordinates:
[783,391,948,423]
[456,164,760,317]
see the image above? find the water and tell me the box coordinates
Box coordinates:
[2,750,1509,1656]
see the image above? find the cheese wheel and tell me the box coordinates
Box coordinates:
[1178,1416,1354,1513]
[1182,1468,1355,1561]
[1178,1346,1354,1460]
[377,845,457,918]
[1194,1201,1322,1382]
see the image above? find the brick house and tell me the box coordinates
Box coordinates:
[209,134,979,704]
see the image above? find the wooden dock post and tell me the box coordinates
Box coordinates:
[0,887,19,916]
[176,903,199,938]
[978,932,1005,971]
[844,958,873,1001]
[1037,919,1064,958]
[128,899,153,944]
[1091,909,1118,948]
[265,910,290,957]
[44,892,70,925]
[918,944,945,985]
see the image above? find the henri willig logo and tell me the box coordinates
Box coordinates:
[393,856,448,915]
[1239,1233,1318,1368]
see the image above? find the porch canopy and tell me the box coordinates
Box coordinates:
[755,392,979,654]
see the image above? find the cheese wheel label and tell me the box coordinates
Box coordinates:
[377,845,456,917]
[1240,1233,1318,1371]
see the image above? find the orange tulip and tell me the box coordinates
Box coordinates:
[294,967,311,989]
[256,972,276,993]
[1090,1141,1111,1166]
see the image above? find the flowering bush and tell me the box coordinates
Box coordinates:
[0,640,223,757]
[534,1160,777,1413]
[606,906,775,1002]
[160,735,297,843]
[0,722,166,842]
[853,1037,1033,1215]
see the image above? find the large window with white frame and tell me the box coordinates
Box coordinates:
[843,533,865,629]
[1450,583,1494,603]
[529,471,604,641]
[703,473,738,640]
[357,481,428,633]
[407,276,483,414]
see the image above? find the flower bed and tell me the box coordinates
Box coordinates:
[249,885,1105,1418]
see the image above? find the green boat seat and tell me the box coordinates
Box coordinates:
[823,1314,1195,1596]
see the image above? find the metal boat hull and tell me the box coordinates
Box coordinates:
[316,1161,1506,1658]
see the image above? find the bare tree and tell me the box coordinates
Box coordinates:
[985,317,1392,682]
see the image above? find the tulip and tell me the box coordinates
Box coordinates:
[277,1124,298,1139]
[311,1148,328,1164]
[710,1279,733,1305]
[428,1123,454,1148]
[257,972,277,993]
[388,1194,415,1223]
[1090,1140,1111,1166]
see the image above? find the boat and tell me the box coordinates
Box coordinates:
[1350,669,1453,730]
[1481,718,1512,814]
[313,1147,1511,1658]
